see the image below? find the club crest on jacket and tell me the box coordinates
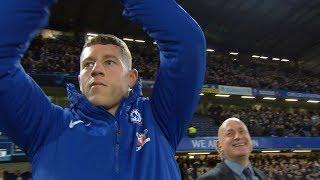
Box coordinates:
[136,129,150,151]
[130,109,142,125]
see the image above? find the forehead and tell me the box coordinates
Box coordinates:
[80,44,121,61]
[221,120,247,132]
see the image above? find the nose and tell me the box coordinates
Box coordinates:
[91,61,104,77]
[234,131,241,140]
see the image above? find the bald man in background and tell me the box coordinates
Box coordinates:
[198,117,267,180]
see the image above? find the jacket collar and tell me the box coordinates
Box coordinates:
[66,78,143,122]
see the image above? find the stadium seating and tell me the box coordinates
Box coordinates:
[22,36,320,94]
[177,153,320,179]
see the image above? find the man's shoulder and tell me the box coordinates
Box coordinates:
[197,168,221,179]
[253,167,268,180]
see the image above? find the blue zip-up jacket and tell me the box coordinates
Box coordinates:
[0,0,206,179]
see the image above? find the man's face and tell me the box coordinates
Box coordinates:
[78,44,136,114]
[217,120,253,161]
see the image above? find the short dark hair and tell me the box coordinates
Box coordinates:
[82,34,132,70]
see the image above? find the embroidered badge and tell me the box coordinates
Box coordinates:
[130,109,142,125]
[136,129,150,151]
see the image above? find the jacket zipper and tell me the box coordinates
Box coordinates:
[114,120,120,173]
[113,97,127,174]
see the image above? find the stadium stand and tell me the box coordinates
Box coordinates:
[22,36,320,94]
[177,153,320,179]
[191,106,320,137]
[205,56,320,94]
[0,171,31,180]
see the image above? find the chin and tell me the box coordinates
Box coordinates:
[235,152,250,157]
[233,148,251,156]
[88,96,106,106]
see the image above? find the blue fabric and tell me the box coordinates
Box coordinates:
[0,0,206,179]
[224,160,259,180]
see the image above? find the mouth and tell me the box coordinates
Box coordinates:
[232,143,246,147]
[90,81,106,88]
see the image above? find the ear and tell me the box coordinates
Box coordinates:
[78,75,83,92]
[128,69,138,87]
[216,140,225,160]
[216,140,222,153]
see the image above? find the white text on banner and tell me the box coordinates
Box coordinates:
[218,85,252,95]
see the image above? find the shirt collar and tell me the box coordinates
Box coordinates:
[224,159,254,177]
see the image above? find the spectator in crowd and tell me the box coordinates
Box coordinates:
[198,117,267,180]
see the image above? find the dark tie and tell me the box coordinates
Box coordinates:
[243,167,252,180]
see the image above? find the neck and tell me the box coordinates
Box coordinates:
[228,156,250,167]
[106,104,119,116]
[105,95,127,116]
[105,90,131,116]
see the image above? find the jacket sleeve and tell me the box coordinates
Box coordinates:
[0,0,65,158]
[122,0,206,150]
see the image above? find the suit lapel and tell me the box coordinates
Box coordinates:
[219,162,238,180]
[253,167,267,180]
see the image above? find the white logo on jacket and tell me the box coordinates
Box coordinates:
[69,120,84,128]
[136,129,150,151]
[130,109,142,125]
[69,119,92,129]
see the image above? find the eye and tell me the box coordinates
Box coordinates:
[226,132,233,137]
[83,61,94,68]
[104,59,115,66]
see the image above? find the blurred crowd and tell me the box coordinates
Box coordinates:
[22,35,320,94]
[21,36,159,80]
[205,56,320,94]
[177,154,320,180]
[191,105,320,137]
[22,37,81,75]
[2,153,320,179]
[0,170,31,180]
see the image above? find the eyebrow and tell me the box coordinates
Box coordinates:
[81,57,95,63]
[81,54,120,63]
[238,127,247,131]
[226,129,234,133]
[102,54,119,60]
[104,55,123,67]
[225,127,246,132]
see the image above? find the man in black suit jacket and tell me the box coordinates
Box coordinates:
[198,118,268,180]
